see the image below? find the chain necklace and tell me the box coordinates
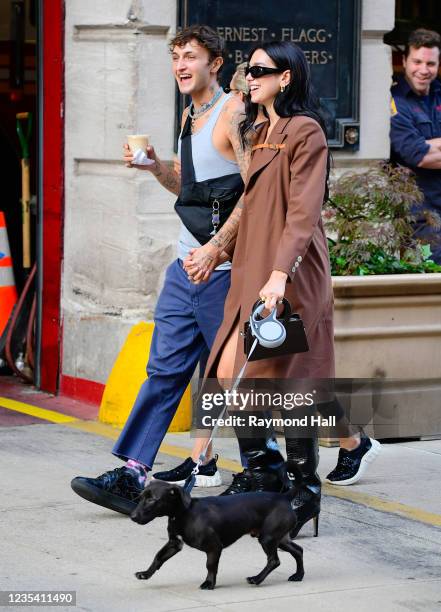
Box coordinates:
[189,87,223,121]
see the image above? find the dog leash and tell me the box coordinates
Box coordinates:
[183,338,258,493]
[183,300,291,493]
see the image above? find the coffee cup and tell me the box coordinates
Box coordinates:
[127,134,149,154]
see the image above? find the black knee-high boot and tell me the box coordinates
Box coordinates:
[285,437,321,537]
[221,435,285,495]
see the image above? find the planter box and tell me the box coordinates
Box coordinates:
[331,273,441,441]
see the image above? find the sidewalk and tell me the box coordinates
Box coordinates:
[0,386,440,611]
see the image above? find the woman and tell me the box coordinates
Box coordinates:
[165,49,378,498]
[202,41,334,534]
[227,62,249,100]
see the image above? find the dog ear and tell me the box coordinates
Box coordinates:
[169,485,191,509]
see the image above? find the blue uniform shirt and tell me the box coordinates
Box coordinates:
[390,75,441,216]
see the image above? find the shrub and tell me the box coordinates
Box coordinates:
[324,162,441,275]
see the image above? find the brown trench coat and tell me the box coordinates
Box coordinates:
[205,115,335,380]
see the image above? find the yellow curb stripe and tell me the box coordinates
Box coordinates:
[65,419,121,438]
[66,419,441,528]
[323,484,441,527]
[0,396,79,424]
[1,398,441,529]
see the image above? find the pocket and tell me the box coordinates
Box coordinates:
[415,116,433,139]
[209,187,240,201]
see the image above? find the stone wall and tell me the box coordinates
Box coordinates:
[62,0,396,384]
[63,1,177,382]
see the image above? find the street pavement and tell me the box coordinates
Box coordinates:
[0,393,441,612]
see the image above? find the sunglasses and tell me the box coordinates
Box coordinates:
[245,65,283,78]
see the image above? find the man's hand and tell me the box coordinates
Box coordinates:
[123,143,159,172]
[259,270,288,311]
[124,143,181,195]
[418,148,441,169]
[183,242,224,283]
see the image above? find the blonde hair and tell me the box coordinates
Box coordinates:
[230,62,249,95]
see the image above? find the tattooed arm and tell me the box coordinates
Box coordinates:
[150,156,181,195]
[182,196,244,283]
[123,108,190,196]
[184,99,254,282]
[224,97,252,183]
[123,144,181,195]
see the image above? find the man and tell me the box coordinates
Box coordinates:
[71,25,257,514]
[390,28,441,262]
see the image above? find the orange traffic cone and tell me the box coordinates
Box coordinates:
[0,212,18,336]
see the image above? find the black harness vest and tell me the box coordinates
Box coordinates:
[174,112,244,245]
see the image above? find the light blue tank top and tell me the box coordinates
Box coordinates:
[177,93,240,269]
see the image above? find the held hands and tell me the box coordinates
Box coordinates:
[183,242,224,284]
[123,143,159,172]
[259,270,288,311]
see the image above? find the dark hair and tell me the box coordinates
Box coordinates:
[405,28,441,58]
[240,41,330,200]
[169,25,225,78]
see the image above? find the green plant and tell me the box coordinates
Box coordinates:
[324,162,441,275]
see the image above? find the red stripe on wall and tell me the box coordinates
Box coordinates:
[39,0,65,393]
[59,375,105,407]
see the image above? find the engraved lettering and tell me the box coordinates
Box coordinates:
[217,26,268,42]
[281,27,330,44]
[316,28,326,43]
[303,50,330,64]
[297,29,308,43]
[281,27,290,41]
[224,26,233,41]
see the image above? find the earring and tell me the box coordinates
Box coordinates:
[280,84,286,93]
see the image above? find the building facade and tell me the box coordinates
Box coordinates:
[60,0,395,394]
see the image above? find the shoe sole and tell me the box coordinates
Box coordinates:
[325,439,381,486]
[152,471,222,488]
[71,478,138,516]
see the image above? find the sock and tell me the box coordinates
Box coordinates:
[126,459,149,485]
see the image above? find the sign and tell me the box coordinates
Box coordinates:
[177,0,361,149]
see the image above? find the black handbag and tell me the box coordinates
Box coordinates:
[243,298,309,362]
[174,112,244,245]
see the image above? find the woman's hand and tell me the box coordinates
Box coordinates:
[259,270,288,311]
[183,243,223,283]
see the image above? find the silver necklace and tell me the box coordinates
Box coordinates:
[189,88,223,120]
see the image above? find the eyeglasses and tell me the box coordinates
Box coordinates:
[245,65,283,78]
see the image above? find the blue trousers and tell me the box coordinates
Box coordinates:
[112,259,230,469]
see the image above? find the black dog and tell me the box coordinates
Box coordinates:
[131,476,305,590]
